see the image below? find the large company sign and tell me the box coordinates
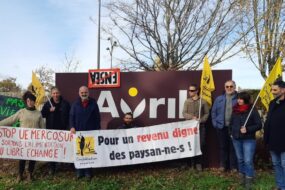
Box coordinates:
[56,71,231,129]
[56,70,231,168]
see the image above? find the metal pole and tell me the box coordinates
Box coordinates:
[107,37,116,69]
[111,48,113,68]
[97,0,101,69]
[243,92,260,127]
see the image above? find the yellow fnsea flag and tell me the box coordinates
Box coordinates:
[32,72,45,107]
[259,57,283,111]
[200,56,215,106]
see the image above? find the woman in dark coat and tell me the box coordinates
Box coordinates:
[230,92,262,189]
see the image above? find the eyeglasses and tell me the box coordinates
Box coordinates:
[188,89,197,92]
[225,86,234,89]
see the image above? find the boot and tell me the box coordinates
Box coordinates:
[195,164,202,171]
[49,168,55,176]
[16,174,23,183]
[245,176,253,190]
[238,173,245,186]
[27,173,34,182]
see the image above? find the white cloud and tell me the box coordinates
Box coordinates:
[214,55,265,89]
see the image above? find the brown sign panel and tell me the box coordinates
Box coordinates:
[56,70,232,167]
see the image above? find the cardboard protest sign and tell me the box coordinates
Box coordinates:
[74,120,200,168]
[0,127,74,163]
[0,95,25,127]
[88,68,120,88]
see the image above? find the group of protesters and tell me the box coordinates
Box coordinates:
[0,86,132,182]
[0,80,284,190]
[182,79,285,190]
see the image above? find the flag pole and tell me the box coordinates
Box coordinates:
[45,94,53,108]
[198,90,202,121]
[243,92,260,127]
[243,57,282,126]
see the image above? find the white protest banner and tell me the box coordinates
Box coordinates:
[74,120,201,168]
[0,127,74,163]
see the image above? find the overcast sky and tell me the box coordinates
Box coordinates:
[0,0,269,89]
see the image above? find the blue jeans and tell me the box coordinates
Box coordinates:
[232,138,256,177]
[270,151,285,190]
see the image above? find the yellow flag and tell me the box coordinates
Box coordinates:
[32,72,45,107]
[259,57,283,111]
[200,56,215,105]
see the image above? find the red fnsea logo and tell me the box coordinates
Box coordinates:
[88,69,120,88]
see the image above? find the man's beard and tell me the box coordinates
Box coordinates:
[81,96,88,100]
[275,94,283,104]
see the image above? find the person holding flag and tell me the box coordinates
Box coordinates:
[230,91,262,189]
[240,57,283,189]
[182,84,210,171]
[182,56,214,170]
[41,86,70,176]
[264,80,285,190]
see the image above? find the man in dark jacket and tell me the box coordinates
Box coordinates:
[211,80,237,172]
[70,86,101,180]
[118,112,137,129]
[264,80,285,190]
[41,86,70,175]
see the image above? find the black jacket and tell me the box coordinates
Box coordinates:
[264,98,285,153]
[41,97,70,130]
[230,106,262,140]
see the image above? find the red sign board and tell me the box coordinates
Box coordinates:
[88,68,121,88]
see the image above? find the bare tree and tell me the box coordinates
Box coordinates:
[34,66,55,92]
[62,52,80,72]
[104,0,250,71]
[239,0,285,79]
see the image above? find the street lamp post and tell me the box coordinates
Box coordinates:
[97,0,101,69]
[106,37,117,68]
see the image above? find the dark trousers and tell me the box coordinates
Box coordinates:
[190,126,206,166]
[19,160,36,175]
[76,168,92,177]
[49,162,56,172]
[216,127,237,171]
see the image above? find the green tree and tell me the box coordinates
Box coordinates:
[0,77,21,92]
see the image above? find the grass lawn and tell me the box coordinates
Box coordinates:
[0,160,276,190]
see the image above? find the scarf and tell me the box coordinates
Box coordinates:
[233,104,250,114]
[26,106,36,111]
